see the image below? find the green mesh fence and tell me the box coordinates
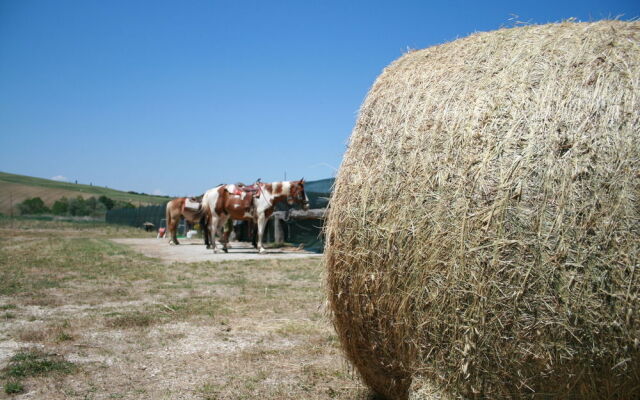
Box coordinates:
[106,205,166,230]
[282,218,326,252]
[304,178,334,194]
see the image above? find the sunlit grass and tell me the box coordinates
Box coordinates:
[0,220,369,399]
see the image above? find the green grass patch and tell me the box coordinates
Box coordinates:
[159,296,228,319]
[286,269,319,281]
[4,380,24,394]
[0,215,155,238]
[200,382,222,399]
[3,349,76,378]
[0,268,26,296]
[0,237,165,297]
[105,311,158,329]
[212,272,248,287]
[56,331,74,342]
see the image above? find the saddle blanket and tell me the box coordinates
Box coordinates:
[184,198,201,211]
[225,184,243,196]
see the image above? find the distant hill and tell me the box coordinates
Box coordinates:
[0,171,169,215]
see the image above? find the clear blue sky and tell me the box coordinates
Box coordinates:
[1,0,638,196]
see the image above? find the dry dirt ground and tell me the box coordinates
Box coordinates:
[0,219,370,399]
[113,238,323,263]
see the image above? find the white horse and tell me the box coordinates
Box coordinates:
[202,179,309,253]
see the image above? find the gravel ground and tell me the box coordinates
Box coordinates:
[111,238,323,263]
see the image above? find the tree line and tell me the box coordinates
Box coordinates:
[17,195,136,216]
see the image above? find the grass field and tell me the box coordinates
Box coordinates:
[0,217,369,399]
[0,171,169,215]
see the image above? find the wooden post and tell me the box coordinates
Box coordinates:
[274,216,284,243]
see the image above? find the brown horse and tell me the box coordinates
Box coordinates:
[165,196,211,247]
[202,179,309,253]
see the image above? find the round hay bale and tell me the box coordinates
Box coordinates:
[325,20,640,400]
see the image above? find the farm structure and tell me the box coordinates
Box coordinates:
[106,178,333,252]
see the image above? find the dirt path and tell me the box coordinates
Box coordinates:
[112,238,322,263]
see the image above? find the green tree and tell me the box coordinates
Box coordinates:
[86,197,98,213]
[51,197,69,215]
[98,195,115,210]
[68,196,90,216]
[18,197,50,215]
[113,200,135,209]
[85,197,107,216]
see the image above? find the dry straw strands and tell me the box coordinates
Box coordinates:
[325,20,640,399]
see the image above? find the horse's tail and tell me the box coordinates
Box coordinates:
[165,200,172,229]
[199,192,213,247]
[199,209,209,232]
[199,193,209,218]
[196,193,207,218]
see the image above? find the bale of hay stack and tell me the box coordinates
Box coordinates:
[325,20,640,400]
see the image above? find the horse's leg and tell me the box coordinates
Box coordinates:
[173,219,180,245]
[208,215,220,253]
[256,213,267,253]
[219,215,230,253]
[166,204,173,244]
[168,209,179,245]
[250,221,257,249]
[221,230,229,251]
[200,216,211,249]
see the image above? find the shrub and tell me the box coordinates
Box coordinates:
[18,197,49,215]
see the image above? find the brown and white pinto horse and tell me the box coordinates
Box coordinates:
[165,197,211,247]
[202,179,309,253]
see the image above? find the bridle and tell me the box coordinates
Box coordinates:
[289,182,309,209]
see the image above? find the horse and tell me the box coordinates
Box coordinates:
[165,196,212,247]
[201,179,309,253]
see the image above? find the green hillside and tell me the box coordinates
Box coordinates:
[0,171,169,215]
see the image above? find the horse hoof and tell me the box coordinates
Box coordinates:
[259,248,266,254]
[206,244,212,249]
[222,248,228,253]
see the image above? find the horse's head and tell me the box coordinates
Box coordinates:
[289,179,309,210]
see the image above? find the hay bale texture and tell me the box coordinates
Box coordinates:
[325,20,640,399]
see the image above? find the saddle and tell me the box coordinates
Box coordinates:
[225,183,260,212]
[225,183,260,197]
